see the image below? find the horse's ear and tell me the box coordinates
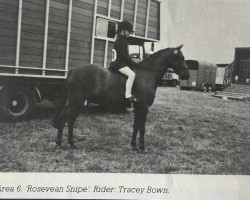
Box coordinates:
[173,45,184,54]
[175,44,184,50]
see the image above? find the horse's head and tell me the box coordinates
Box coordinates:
[167,45,190,80]
[139,45,189,80]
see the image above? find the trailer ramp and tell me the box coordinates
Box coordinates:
[213,84,250,100]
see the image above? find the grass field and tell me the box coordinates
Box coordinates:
[0,87,249,174]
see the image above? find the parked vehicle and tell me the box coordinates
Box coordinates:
[179,60,217,92]
[161,69,179,87]
[213,48,250,100]
[224,47,250,85]
[0,0,160,121]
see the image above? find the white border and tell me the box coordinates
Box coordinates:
[0,173,249,200]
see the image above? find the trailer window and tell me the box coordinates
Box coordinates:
[96,17,116,39]
[186,61,199,70]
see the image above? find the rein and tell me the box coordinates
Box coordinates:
[135,51,173,73]
[135,63,168,86]
[135,64,166,73]
[135,49,184,76]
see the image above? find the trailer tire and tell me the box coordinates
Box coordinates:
[208,85,212,92]
[202,85,208,92]
[0,86,36,121]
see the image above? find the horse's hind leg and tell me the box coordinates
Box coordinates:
[137,104,148,152]
[131,127,139,150]
[67,99,82,148]
[56,127,63,146]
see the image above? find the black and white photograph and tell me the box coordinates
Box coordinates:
[0,0,249,199]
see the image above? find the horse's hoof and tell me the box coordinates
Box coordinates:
[131,141,138,151]
[132,146,138,151]
[139,149,148,154]
[139,146,145,152]
[70,143,77,149]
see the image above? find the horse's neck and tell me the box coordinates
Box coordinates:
[138,58,165,71]
[135,62,167,97]
[136,61,166,83]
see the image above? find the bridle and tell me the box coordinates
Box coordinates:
[136,49,185,75]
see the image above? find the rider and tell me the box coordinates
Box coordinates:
[110,20,138,108]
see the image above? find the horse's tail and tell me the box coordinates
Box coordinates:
[51,71,72,128]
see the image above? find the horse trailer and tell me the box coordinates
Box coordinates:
[232,47,250,84]
[179,60,217,92]
[0,0,160,121]
[222,47,250,86]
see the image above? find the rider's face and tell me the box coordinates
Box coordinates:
[120,30,131,38]
[124,30,131,38]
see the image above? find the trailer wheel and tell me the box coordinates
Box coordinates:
[208,85,212,92]
[0,86,36,121]
[202,85,208,92]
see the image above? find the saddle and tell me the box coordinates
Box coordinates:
[108,62,138,103]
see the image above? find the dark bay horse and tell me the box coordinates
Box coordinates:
[52,45,189,151]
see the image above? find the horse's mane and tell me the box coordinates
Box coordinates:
[139,48,171,65]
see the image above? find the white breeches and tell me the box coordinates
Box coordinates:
[119,67,136,98]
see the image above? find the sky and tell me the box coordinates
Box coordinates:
[155,0,250,64]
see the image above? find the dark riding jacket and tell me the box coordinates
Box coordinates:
[110,35,138,70]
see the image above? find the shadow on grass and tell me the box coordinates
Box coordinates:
[33,102,55,120]
[34,102,114,120]
[0,101,127,122]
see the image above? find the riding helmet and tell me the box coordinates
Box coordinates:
[117,20,134,33]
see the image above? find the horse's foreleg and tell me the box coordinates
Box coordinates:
[131,111,139,150]
[68,115,79,149]
[56,107,68,146]
[138,106,148,152]
[67,100,82,148]
[68,119,77,148]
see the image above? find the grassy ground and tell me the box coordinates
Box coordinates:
[0,87,249,174]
